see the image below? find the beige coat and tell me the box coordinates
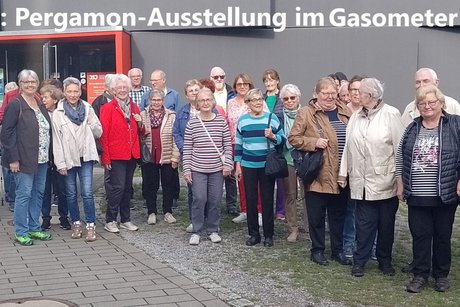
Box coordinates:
[52,100,102,171]
[141,108,180,164]
[339,103,404,200]
[288,99,351,194]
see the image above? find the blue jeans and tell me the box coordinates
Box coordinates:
[13,163,48,236]
[343,199,356,255]
[2,166,16,203]
[65,161,96,223]
[42,166,69,220]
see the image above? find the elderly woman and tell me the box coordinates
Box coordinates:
[276,84,302,242]
[289,77,351,265]
[52,77,102,242]
[100,74,142,233]
[183,88,233,245]
[235,88,286,247]
[0,69,52,245]
[227,74,263,225]
[141,88,180,225]
[262,69,286,220]
[338,82,350,105]
[396,85,460,293]
[39,84,71,231]
[347,76,364,113]
[339,77,404,277]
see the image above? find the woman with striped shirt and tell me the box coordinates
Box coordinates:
[183,88,233,245]
[396,85,460,293]
[234,88,286,247]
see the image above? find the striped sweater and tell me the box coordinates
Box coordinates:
[183,114,233,175]
[234,112,286,168]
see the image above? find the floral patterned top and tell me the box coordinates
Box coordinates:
[227,98,249,144]
[35,108,50,164]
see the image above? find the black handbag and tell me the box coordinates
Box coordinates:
[140,136,151,164]
[265,113,288,178]
[290,118,324,184]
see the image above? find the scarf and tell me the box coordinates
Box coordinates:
[149,107,165,128]
[63,99,86,125]
[117,99,131,122]
[283,105,301,150]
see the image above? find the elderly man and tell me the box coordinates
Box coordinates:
[209,66,235,113]
[401,68,460,127]
[128,68,150,107]
[140,69,181,112]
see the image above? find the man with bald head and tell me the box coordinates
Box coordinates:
[401,68,460,127]
[209,66,235,113]
[128,68,150,107]
[139,69,181,112]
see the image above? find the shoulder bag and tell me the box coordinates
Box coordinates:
[265,113,289,178]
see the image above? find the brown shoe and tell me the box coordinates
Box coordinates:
[85,224,96,242]
[71,222,83,239]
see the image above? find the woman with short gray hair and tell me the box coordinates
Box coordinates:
[338,77,405,277]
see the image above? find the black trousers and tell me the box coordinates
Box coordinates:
[408,203,457,279]
[242,167,275,239]
[106,159,137,223]
[354,196,399,267]
[305,187,348,255]
[141,162,175,215]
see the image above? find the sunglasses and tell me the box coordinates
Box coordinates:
[211,75,225,80]
[282,96,297,102]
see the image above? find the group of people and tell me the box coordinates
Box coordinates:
[1,66,459,294]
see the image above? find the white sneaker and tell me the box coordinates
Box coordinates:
[186,223,193,233]
[258,213,263,227]
[164,213,177,224]
[209,232,222,243]
[104,221,120,233]
[119,221,139,231]
[147,213,157,225]
[189,234,200,245]
[232,212,247,223]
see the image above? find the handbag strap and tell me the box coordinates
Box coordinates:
[198,116,223,157]
[313,114,324,138]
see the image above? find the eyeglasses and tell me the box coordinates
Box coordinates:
[21,80,38,85]
[211,75,225,80]
[130,75,142,79]
[236,82,250,87]
[197,98,213,104]
[349,88,360,93]
[247,97,264,103]
[282,96,297,102]
[150,98,163,102]
[320,92,336,97]
[417,100,439,108]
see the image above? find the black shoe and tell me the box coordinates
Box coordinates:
[406,276,427,293]
[379,264,396,276]
[351,264,364,277]
[227,208,239,217]
[311,252,329,266]
[41,218,51,230]
[246,236,261,246]
[59,217,71,230]
[263,237,274,247]
[434,277,450,292]
[331,253,352,265]
[401,261,414,273]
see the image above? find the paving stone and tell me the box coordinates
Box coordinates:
[203,300,230,307]
[145,294,197,305]
[12,282,77,294]
[0,280,37,290]
[113,289,166,300]
[186,288,219,301]
[168,275,196,286]
[177,301,205,307]
[227,299,254,307]
[82,286,136,298]
[103,279,155,290]
[42,284,105,296]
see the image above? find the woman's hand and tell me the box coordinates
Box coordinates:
[264,128,276,141]
[132,113,142,124]
[223,169,232,177]
[184,173,192,184]
[9,161,20,173]
[315,138,329,149]
[104,164,112,171]
[234,163,242,181]
[58,168,68,176]
[172,162,178,169]
[396,176,405,202]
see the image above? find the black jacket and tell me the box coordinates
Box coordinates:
[401,112,460,205]
[0,95,51,174]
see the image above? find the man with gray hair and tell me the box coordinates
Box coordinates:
[401,68,460,127]
[139,69,181,112]
[128,68,150,107]
[209,66,235,112]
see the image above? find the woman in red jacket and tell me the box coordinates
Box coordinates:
[100,74,142,233]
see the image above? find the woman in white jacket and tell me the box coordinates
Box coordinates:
[338,77,404,277]
[52,77,102,242]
